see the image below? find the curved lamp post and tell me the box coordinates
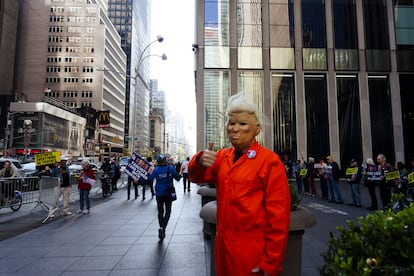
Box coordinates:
[132,35,166,153]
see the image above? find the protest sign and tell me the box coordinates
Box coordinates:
[345,167,358,176]
[35,152,61,166]
[125,152,152,181]
[299,169,308,176]
[366,171,381,181]
[385,171,400,181]
[408,172,414,185]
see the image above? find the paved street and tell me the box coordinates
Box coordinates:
[0,177,380,275]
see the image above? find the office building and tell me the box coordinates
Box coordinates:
[13,0,126,155]
[108,0,152,155]
[194,0,414,168]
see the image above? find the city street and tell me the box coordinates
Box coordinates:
[0,178,378,275]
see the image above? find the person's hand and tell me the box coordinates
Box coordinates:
[252,266,269,276]
[198,142,216,168]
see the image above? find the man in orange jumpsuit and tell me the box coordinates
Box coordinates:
[189,94,291,275]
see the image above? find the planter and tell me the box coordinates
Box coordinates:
[199,202,316,276]
[197,186,217,238]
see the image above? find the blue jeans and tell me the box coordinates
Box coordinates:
[350,183,361,205]
[327,178,343,202]
[296,176,303,194]
[79,189,90,210]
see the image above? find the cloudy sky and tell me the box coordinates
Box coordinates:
[150,0,197,150]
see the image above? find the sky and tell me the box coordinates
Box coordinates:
[150,1,197,151]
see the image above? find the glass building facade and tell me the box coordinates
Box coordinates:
[195,0,413,169]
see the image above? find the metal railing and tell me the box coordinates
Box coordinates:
[0,177,39,209]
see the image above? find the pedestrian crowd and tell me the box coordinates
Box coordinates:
[286,153,414,210]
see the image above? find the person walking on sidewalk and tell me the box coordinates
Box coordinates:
[127,175,139,200]
[149,154,179,240]
[77,161,95,214]
[180,157,191,192]
[189,93,291,276]
[325,155,343,204]
[48,158,72,217]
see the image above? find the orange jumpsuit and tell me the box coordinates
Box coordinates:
[189,141,291,276]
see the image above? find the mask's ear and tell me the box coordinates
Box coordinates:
[255,124,261,136]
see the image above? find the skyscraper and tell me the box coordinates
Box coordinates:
[194,0,414,168]
[108,0,152,155]
[13,0,126,154]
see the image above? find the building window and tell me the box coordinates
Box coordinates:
[48,36,64,43]
[363,0,390,71]
[394,1,414,71]
[368,75,394,162]
[82,77,93,83]
[302,0,327,70]
[333,0,359,70]
[63,91,78,98]
[399,74,414,163]
[50,6,65,13]
[64,77,79,83]
[237,0,263,69]
[46,66,61,73]
[64,66,80,73]
[336,75,362,169]
[49,15,64,22]
[86,27,95,33]
[204,0,230,68]
[49,26,64,32]
[45,77,61,83]
[270,0,295,69]
[304,74,330,160]
[272,73,296,159]
[237,71,264,143]
[48,46,62,52]
[84,47,94,53]
[44,90,60,97]
[66,46,80,53]
[83,57,94,63]
[83,36,95,43]
[81,91,93,98]
[81,102,92,107]
[67,26,81,33]
[67,36,81,43]
[204,70,231,148]
[47,56,62,63]
[82,66,94,73]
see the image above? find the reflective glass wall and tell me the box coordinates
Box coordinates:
[302,0,327,70]
[393,1,414,71]
[269,0,295,69]
[368,76,395,162]
[237,0,263,68]
[336,75,362,168]
[205,0,230,68]
[237,71,264,144]
[304,75,330,160]
[204,71,231,148]
[399,75,414,164]
[363,0,390,71]
[272,74,296,159]
[333,0,358,71]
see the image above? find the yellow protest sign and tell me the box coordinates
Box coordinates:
[385,171,400,181]
[299,169,308,176]
[408,172,414,185]
[346,167,358,176]
[35,152,61,166]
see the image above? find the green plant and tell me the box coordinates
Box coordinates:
[289,183,301,211]
[320,204,414,276]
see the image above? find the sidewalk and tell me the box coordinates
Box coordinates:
[0,184,209,276]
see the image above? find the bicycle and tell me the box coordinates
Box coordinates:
[0,190,23,211]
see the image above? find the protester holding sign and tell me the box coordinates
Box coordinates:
[77,160,95,215]
[395,161,408,197]
[346,159,362,207]
[408,158,414,201]
[363,158,380,210]
[377,154,395,210]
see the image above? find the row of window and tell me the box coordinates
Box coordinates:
[46,66,94,73]
[50,15,97,23]
[46,56,94,63]
[45,77,94,83]
[49,36,95,43]
[44,90,93,98]
[50,26,95,33]
[47,46,95,53]
[50,6,96,14]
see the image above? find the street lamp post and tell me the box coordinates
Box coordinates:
[131,35,165,153]
[3,111,23,157]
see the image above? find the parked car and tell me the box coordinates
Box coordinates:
[0,158,25,177]
[119,156,129,172]
[68,162,100,178]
